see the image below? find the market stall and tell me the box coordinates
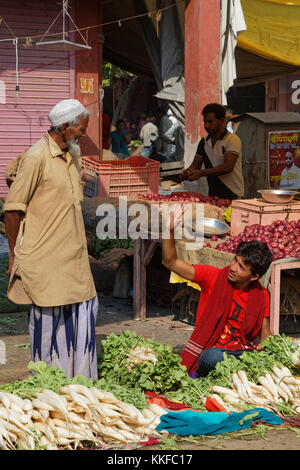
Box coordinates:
[132,190,300,336]
[81,155,300,333]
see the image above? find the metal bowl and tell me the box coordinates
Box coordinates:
[257,189,299,204]
[193,218,230,236]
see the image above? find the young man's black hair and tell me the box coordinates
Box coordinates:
[236,241,273,279]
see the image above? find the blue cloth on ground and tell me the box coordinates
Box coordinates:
[156,408,283,436]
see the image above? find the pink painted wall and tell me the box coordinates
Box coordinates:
[0,0,75,197]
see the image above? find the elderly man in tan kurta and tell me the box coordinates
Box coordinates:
[4,99,98,379]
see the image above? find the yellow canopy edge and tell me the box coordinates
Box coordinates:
[238,0,300,66]
[170,272,201,291]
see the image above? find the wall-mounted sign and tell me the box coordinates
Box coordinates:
[268,130,300,190]
[80,77,94,94]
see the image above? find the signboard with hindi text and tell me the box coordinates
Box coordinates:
[268,130,300,190]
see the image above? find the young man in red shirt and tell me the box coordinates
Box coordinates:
[162,219,273,377]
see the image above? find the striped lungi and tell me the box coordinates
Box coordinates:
[28,296,99,379]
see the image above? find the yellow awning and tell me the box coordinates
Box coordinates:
[238,0,300,66]
[169,272,201,291]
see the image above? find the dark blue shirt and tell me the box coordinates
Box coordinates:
[110,130,130,156]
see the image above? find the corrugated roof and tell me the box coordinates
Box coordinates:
[233,112,300,123]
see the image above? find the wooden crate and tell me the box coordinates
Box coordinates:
[160,161,184,180]
[231,198,300,236]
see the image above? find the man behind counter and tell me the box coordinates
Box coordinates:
[181,103,244,200]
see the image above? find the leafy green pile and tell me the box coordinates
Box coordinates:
[94,378,147,410]
[0,360,148,410]
[98,330,187,394]
[165,334,300,410]
[0,361,67,400]
[261,334,300,369]
[89,234,133,259]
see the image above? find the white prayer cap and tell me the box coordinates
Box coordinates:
[48,99,86,127]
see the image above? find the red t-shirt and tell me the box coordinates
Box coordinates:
[193,265,269,350]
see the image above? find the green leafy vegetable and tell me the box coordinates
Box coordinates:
[94,378,147,410]
[98,330,187,394]
[0,361,68,399]
[261,334,300,369]
[89,235,133,259]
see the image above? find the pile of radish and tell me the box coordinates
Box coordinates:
[206,366,300,416]
[138,192,231,208]
[126,346,158,372]
[209,219,300,261]
[0,385,168,450]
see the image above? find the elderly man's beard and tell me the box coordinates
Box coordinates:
[67,138,81,159]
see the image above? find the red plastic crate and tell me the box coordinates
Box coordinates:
[81,155,160,198]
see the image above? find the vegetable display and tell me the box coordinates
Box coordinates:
[165,334,300,413]
[0,333,299,449]
[206,366,300,416]
[138,192,231,208]
[0,361,148,411]
[0,384,168,450]
[208,219,300,260]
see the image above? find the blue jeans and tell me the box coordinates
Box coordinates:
[196,347,248,378]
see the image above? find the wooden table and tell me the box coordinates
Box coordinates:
[268,260,300,335]
[133,238,158,320]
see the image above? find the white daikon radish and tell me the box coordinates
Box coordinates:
[211,385,239,398]
[232,372,248,401]
[37,391,68,416]
[90,388,120,404]
[147,403,168,417]
[33,421,56,443]
[271,373,293,400]
[248,382,273,401]
[22,399,33,413]
[258,375,278,401]
[32,399,55,412]
[61,384,96,403]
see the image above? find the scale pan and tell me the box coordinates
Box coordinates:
[36,39,91,51]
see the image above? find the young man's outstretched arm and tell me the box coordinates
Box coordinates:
[161,215,195,281]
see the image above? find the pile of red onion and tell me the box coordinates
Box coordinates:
[206,219,300,261]
[138,192,231,208]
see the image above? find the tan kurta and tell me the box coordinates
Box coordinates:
[4,132,96,307]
